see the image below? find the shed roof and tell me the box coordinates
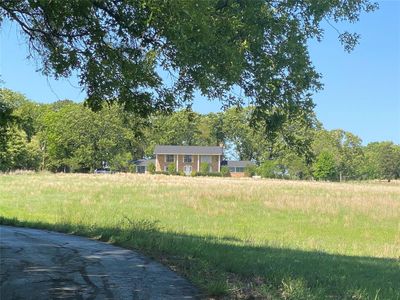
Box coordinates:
[154,145,223,155]
[226,160,255,168]
[133,159,154,166]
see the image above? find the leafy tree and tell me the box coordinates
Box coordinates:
[1,1,377,134]
[257,160,279,179]
[109,152,132,172]
[1,89,45,142]
[1,90,19,156]
[330,130,363,180]
[0,126,40,171]
[150,110,201,146]
[223,107,318,162]
[40,102,135,172]
[223,107,260,160]
[197,113,225,146]
[3,87,399,182]
[361,142,400,181]
[0,101,15,164]
[312,129,363,181]
[144,109,222,156]
[0,89,42,171]
[279,153,311,180]
[312,152,337,181]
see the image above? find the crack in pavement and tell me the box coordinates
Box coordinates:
[0,226,200,299]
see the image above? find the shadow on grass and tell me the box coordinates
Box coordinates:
[1,216,399,299]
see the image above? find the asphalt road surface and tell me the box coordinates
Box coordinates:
[0,226,200,299]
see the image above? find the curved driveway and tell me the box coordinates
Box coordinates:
[0,226,199,299]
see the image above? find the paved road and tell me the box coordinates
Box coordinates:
[0,226,200,299]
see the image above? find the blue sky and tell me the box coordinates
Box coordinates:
[1,1,399,145]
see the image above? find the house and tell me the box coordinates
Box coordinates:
[223,160,255,177]
[133,159,155,173]
[154,145,223,175]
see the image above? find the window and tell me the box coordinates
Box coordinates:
[166,154,174,162]
[229,167,236,173]
[236,167,245,173]
[201,155,211,163]
[184,155,192,163]
[137,166,146,173]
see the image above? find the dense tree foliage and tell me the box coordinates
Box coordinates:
[312,151,337,181]
[1,0,378,134]
[1,88,399,181]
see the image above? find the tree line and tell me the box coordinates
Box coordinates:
[1,88,399,181]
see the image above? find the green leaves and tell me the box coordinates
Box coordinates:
[312,151,337,181]
[361,142,400,181]
[0,0,377,131]
[1,87,399,181]
[38,101,140,172]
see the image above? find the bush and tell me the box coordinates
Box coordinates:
[220,166,231,177]
[208,172,222,177]
[244,164,257,177]
[200,162,210,174]
[257,160,279,178]
[147,162,156,174]
[167,162,176,174]
[129,164,137,173]
[193,172,222,177]
[155,171,169,175]
[109,152,132,172]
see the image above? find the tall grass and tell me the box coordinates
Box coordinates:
[1,173,399,299]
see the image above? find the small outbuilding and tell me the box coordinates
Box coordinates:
[223,160,255,177]
[133,159,155,173]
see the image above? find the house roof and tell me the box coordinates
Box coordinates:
[133,159,154,166]
[154,145,223,155]
[226,160,255,168]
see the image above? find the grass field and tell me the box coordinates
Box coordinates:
[0,173,399,299]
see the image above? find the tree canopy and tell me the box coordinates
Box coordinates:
[2,88,399,182]
[0,0,377,129]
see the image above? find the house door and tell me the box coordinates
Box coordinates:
[183,165,192,176]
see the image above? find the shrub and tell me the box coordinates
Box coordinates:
[167,162,176,174]
[257,160,279,178]
[193,172,222,177]
[220,165,231,177]
[244,164,257,177]
[200,162,210,174]
[208,172,222,177]
[155,171,169,175]
[147,162,156,174]
[109,152,132,172]
[128,164,136,173]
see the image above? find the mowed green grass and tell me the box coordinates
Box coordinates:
[0,173,399,299]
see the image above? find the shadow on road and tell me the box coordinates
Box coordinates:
[1,216,399,299]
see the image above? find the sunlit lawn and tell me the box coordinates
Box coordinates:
[1,173,399,299]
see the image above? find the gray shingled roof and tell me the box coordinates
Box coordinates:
[226,160,255,168]
[133,159,155,166]
[154,145,223,155]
